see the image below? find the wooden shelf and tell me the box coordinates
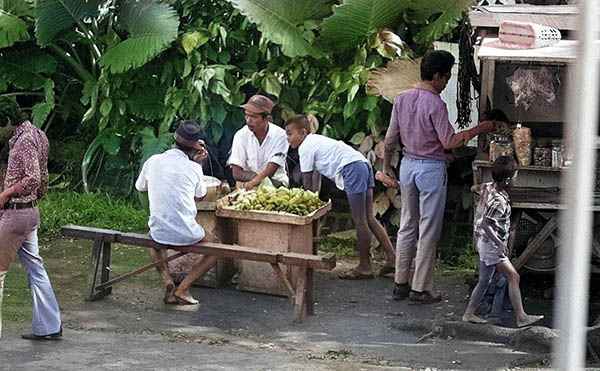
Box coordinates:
[473,160,563,172]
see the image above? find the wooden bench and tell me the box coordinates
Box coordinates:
[60,225,335,323]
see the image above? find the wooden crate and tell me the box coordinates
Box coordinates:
[216,196,331,296]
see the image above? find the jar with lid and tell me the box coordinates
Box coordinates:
[551,139,563,168]
[489,134,514,163]
[533,146,551,167]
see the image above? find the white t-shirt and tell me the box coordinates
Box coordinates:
[227,123,289,185]
[298,134,368,190]
[135,149,206,245]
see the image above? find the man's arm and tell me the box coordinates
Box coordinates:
[443,120,498,150]
[302,171,318,193]
[383,103,400,177]
[231,164,257,182]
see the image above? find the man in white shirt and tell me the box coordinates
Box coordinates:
[135,121,219,305]
[227,95,289,189]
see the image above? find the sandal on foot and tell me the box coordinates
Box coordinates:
[339,270,374,280]
[173,294,199,305]
[378,265,395,277]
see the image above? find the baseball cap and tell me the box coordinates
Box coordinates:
[240,95,274,114]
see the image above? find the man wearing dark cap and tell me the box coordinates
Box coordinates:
[135,121,219,305]
[227,94,289,189]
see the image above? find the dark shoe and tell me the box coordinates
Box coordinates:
[22,327,62,341]
[408,290,442,304]
[392,283,410,300]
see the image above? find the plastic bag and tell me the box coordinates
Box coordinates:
[506,67,556,111]
[513,124,532,166]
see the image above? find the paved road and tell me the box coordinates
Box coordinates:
[0,263,553,370]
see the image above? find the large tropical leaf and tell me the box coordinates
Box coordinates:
[137,125,173,166]
[0,0,33,48]
[409,0,473,45]
[0,48,57,90]
[99,0,179,73]
[127,84,168,120]
[226,0,332,59]
[34,0,102,46]
[366,58,421,102]
[321,0,411,53]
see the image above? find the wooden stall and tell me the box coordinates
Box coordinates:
[472,37,600,272]
[216,196,332,296]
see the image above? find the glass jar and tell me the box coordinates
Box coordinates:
[551,140,563,168]
[489,134,514,163]
[533,146,551,167]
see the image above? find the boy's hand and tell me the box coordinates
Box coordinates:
[376,171,399,189]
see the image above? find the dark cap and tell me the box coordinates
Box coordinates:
[176,121,203,141]
[240,95,274,114]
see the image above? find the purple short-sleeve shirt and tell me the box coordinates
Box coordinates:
[388,89,456,161]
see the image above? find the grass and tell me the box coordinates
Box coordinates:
[38,191,149,237]
[3,191,157,326]
[317,236,358,257]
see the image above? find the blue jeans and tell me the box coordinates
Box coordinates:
[0,208,61,337]
[395,157,447,292]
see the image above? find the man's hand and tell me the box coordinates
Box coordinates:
[244,177,261,190]
[0,192,8,210]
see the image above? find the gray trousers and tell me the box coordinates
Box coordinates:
[0,208,61,337]
[395,157,447,292]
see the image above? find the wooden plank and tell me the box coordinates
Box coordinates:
[514,214,558,270]
[270,263,295,299]
[294,262,307,323]
[95,251,188,291]
[278,252,336,271]
[62,225,336,269]
[216,201,332,226]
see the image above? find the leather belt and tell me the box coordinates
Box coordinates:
[7,200,38,210]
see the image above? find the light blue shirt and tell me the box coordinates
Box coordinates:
[135,149,206,245]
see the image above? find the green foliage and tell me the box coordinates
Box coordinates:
[0,48,56,90]
[38,191,149,237]
[318,236,357,257]
[321,0,410,53]
[0,4,30,48]
[99,0,180,73]
[409,0,473,44]
[226,0,332,58]
[34,0,102,46]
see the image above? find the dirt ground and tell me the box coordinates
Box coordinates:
[0,240,556,370]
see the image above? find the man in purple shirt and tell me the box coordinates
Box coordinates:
[0,98,61,340]
[383,50,497,304]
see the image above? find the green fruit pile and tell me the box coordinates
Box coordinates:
[222,187,325,216]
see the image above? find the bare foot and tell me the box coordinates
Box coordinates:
[173,289,199,305]
[517,314,544,327]
[163,283,177,304]
[462,314,487,324]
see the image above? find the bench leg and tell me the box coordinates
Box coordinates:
[270,263,295,300]
[294,262,308,323]
[87,239,112,301]
[306,267,315,316]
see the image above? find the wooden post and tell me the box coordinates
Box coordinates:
[294,262,307,323]
[305,267,315,316]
